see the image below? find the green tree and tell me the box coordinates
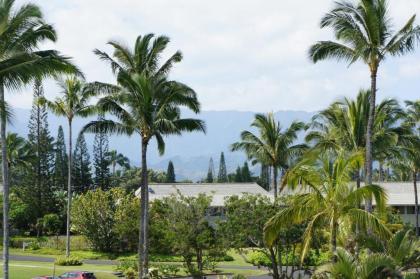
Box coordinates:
[206,158,214,183]
[165,160,176,183]
[54,126,68,191]
[83,33,205,277]
[241,162,252,182]
[264,151,390,262]
[231,113,306,198]
[106,150,130,175]
[234,166,242,182]
[217,152,227,182]
[309,0,420,212]
[4,133,33,187]
[158,193,223,275]
[38,76,95,257]
[93,116,110,190]
[28,80,55,217]
[306,90,404,188]
[0,0,78,273]
[72,133,92,194]
[258,164,270,190]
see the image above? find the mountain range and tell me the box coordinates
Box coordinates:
[9,108,314,181]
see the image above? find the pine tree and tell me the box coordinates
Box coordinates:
[165,161,176,183]
[234,166,242,182]
[206,158,214,183]
[93,116,111,190]
[27,80,55,217]
[258,164,270,190]
[241,162,252,182]
[217,152,228,183]
[54,126,68,191]
[73,134,92,193]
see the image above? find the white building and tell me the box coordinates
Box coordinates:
[135,182,419,225]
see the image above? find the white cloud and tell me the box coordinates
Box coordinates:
[8,0,420,112]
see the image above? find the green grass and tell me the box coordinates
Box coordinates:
[219,249,251,267]
[4,261,117,279]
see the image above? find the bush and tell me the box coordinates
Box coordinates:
[55,256,83,266]
[123,267,137,279]
[157,264,180,277]
[116,258,138,273]
[232,275,246,279]
[247,250,271,267]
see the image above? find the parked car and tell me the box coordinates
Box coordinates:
[59,272,96,279]
[32,277,60,279]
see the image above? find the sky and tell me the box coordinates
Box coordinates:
[9,0,420,112]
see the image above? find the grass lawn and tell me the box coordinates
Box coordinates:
[4,261,117,279]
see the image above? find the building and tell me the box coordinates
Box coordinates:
[135,182,419,225]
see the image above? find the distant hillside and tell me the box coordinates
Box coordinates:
[9,108,314,181]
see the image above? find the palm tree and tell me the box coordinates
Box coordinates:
[309,0,420,212]
[315,230,419,278]
[83,34,205,278]
[4,133,33,169]
[306,90,403,188]
[231,113,306,198]
[0,1,78,276]
[264,151,390,262]
[106,150,130,175]
[38,76,95,257]
[393,100,420,236]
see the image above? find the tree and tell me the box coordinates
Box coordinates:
[306,90,404,188]
[264,151,390,262]
[54,126,68,191]
[38,76,95,257]
[258,164,270,190]
[72,133,92,194]
[28,80,55,217]
[93,116,110,190]
[206,158,214,183]
[157,193,224,276]
[231,113,306,198]
[165,161,176,183]
[106,150,130,175]
[309,0,420,212]
[217,152,227,182]
[0,0,78,275]
[234,166,242,182]
[4,133,33,187]
[83,33,205,278]
[241,162,252,182]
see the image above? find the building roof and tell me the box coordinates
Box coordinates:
[378,182,418,206]
[135,183,272,206]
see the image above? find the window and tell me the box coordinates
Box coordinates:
[393,206,405,214]
[406,206,416,214]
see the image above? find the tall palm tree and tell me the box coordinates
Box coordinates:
[231,113,306,198]
[306,90,403,188]
[0,0,78,276]
[4,133,33,169]
[309,0,420,212]
[393,100,420,236]
[264,151,390,262]
[106,150,130,175]
[83,34,205,278]
[38,76,95,257]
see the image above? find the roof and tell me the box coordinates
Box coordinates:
[135,183,273,206]
[378,182,418,206]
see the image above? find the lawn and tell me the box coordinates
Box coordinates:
[4,261,117,279]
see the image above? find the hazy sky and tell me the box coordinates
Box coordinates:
[9,0,420,112]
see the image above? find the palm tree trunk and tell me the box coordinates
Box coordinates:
[273,166,278,199]
[331,221,338,262]
[66,119,72,257]
[139,139,149,279]
[365,68,377,213]
[379,161,383,182]
[1,83,9,279]
[413,170,419,237]
[268,247,280,279]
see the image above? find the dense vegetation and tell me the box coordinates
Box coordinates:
[0,0,419,279]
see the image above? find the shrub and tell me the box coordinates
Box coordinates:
[232,275,246,279]
[116,258,138,273]
[55,256,83,266]
[247,250,271,267]
[157,264,180,277]
[123,267,137,279]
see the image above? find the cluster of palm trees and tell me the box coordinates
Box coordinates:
[0,1,204,279]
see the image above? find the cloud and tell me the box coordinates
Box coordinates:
[9,0,420,112]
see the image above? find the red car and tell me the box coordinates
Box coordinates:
[58,272,96,279]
